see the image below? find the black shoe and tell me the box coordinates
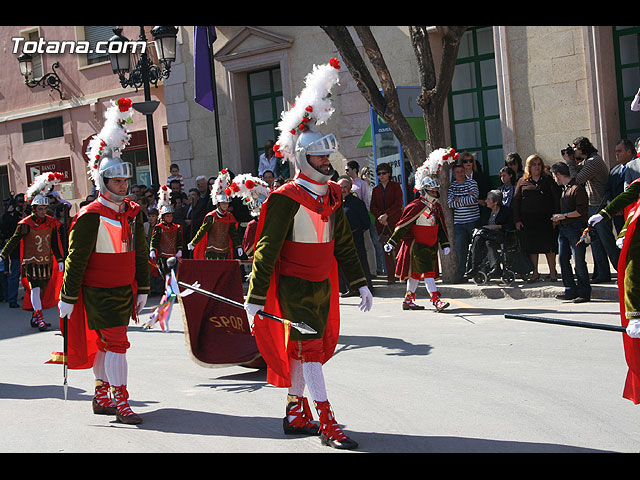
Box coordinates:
[9,302,19,308]
[320,432,359,450]
[556,293,577,301]
[573,296,590,303]
[591,277,611,284]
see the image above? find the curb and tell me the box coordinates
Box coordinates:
[371,277,619,302]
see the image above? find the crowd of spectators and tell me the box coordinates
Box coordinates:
[1,133,633,305]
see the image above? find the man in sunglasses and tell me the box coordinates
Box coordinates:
[370,163,403,284]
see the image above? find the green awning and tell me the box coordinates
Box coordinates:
[356,116,427,148]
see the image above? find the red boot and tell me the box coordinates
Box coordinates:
[430,291,450,312]
[111,385,142,425]
[92,379,117,415]
[34,310,49,331]
[314,400,358,450]
[283,395,319,436]
[402,291,425,310]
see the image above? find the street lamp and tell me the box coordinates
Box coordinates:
[108,26,178,187]
[17,52,64,99]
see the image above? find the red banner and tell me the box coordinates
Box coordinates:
[177,259,264,368]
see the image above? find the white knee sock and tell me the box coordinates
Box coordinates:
[31,287,41,311]
[424,277,437,294]
[302,362,328,403]
[104,351,128,387]
[406,278,419,293]
[93,350,107,382]
[288,358,306,398]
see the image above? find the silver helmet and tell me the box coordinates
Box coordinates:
[294,128,338,183]
[30,194,49,206]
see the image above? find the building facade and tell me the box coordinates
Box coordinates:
[0,26,170,211]
[167,25,639,199]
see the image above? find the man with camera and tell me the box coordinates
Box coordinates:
[562,137,616,283]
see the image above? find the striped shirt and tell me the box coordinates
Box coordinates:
[447,178,480,224]
[566,153,608,207]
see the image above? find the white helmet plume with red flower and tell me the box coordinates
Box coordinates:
[211,169,232,204]
[157,184,173,216]
[85,98,134,189]
[228,173,271,217]
[27,171,65,205]
[272,58,341,163]
[414,147,459,191]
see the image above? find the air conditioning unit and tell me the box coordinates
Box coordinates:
[58,182,75,201]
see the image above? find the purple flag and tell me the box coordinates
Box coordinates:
[194,26,217,111]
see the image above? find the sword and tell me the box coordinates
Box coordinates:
[177,281,317,335]
[504,314,626,333]
[63,316,68,400]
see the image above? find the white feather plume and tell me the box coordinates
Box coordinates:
[273,58,342,162]
[26,171,64,201]
[228,173,271,216]
[85,98,134,188]
[414,147,459,189]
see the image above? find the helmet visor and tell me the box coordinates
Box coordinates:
[306,133,338,156]
[102,161,133,179]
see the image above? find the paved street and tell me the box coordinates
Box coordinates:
[1,276,639,453]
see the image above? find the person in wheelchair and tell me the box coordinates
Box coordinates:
[465,189,514,279]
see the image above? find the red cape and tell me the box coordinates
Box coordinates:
[193,210,237,260]
[18,215,64,311]
[252,180,342,388]
[53,198,140,370]
[618,178,640,403]
[393,198,447,281]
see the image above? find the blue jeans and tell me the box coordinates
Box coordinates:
[454,220,479,280]
[558,222,591,299]
[588,205,613,280]
[589,205,619,273]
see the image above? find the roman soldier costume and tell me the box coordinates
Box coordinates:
[189,170,242,260]
[244,58,373,450]
[57,98,150,425]
[590,179,640,404]
[1,172,66,331]
[385,149,456,312]
[150,185,183,276]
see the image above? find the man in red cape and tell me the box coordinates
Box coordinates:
[188,170,242,260]
[57,98,149,425]
[590,177,640,403]
[244,130,372,450]
[384,149,455,312]
[1,178,65,331]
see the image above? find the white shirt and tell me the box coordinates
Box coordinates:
[258,153,277,177]
[350,176,371,208]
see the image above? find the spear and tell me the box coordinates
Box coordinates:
[63,316,68,400]
[177,281,317,335]
[504,314,626,333]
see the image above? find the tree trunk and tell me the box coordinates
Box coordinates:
[321,25,469,283]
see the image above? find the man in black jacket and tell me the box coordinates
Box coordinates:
[337,176,373,295]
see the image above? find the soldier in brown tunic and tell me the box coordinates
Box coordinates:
[188,170,242,260]
[1,172,66,331]
[150,185,183,275]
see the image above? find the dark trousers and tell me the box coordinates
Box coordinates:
[558,222,591,299]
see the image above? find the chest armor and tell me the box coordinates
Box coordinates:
[159,227,178,257]
[207,219,231,252]
[22,226,53,265]
[289,205,335,243]
[95,214,136,253]
[415,209,437,227]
